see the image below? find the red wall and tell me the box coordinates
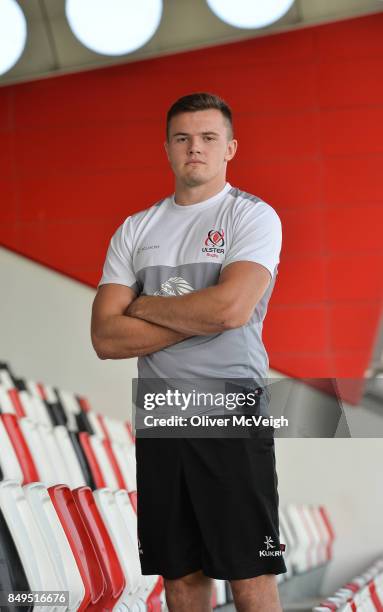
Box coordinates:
[1,13,383,401]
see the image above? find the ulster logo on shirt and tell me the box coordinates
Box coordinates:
[201,229,225,258]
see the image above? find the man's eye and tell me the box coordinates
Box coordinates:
[177,137,187,142]
[204,136,214,141]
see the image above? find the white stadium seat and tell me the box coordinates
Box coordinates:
[89,434,119,490]
[38,423,73,487]
[214,579,227,606]
[111,440,137,492]
[101,414,134,447]
[24,482,85,611]
[93,487,145,610]
[56,389,80,431]
[114,488,158,596]
[0,370,14,390]
[53,425,87,489]
[86,410,105,438]
[18,417,57,487]
[0,385,16,414]
[284,503,312,573]
[0,480,63,611]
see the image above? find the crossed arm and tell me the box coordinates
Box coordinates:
[91,261,271,360]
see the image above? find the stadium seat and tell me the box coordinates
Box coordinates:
[18,417,57,486]
[0,418,23,482]
[129,489,138,514]
[77,396,92,413]
[311,505,332,563]
[56,388,81,432]
[79,431,106,488]
[53,425,87,488]
[67,430,97,489]
[46,400,69,427]
[318,505,335,560]
[0,365,15,390]
[0,480,63,610]
[38,423,73,486]
[25,379,43,399]
[75,408,95,435]
[48,483,106,611]
[60,391,96,435]
[93,487,146,609]
[214,579,227,606]
[368,578,383,611]
[89,434,120,489]
[373,571,383,609]
[12,381,40,421]
[0,506,32,612]
[100,414,135,448]
[126,420,136,444]
[72,486,126,610]
[300,505,325,568]
[24,482,85,611]
[110,440,137,492]
[0,385,16,414]
[103,437,127,489]
[39,382,59,404]
[0,414,39,483]
[284,503,312,573]
[7,388,26,417]
[278,510,295,580]
[85,409,106,438]
[13,386,51,426]
[114,488,161,600]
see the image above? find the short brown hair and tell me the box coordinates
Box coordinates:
[166,92,233,141]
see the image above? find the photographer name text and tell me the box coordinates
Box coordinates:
[143,415,288,428]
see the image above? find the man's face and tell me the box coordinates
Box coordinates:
[164,109,237,188]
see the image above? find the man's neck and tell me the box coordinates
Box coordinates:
[174,178,227,206]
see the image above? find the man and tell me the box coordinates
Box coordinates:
[92,92,286,611]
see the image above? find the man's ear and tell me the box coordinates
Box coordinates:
[224,139,238,162]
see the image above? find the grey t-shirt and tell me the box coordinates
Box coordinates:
[99,182,282,382]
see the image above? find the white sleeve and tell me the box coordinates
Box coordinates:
[98,217,138,292]
[222,202,282,278]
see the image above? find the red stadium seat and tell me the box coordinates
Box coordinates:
[24,482,85,610]
[126,420,136,444]
[78,396,92,413]
[0,414,39,484]
[0,417,23,482]
[48,484,106,611]
[8,388,26,417]
[319,505,335,560]
[73,486,126,611]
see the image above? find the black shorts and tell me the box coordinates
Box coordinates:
[135,434,287,580]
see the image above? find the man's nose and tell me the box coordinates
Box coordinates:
[187,138,201,154]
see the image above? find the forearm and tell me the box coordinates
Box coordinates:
[127,285,245,335]
[92,313,190,359]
